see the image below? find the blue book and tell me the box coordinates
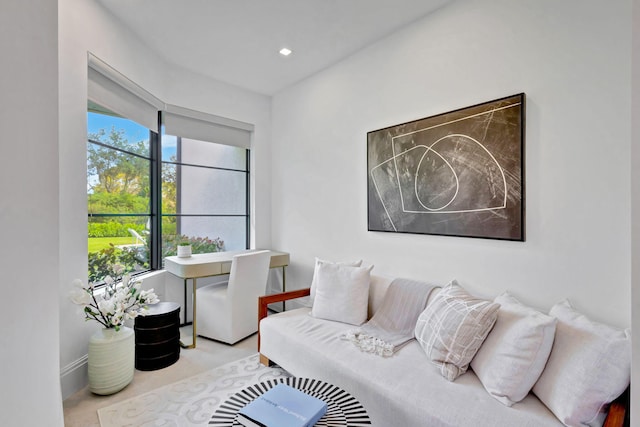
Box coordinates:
[237,383,328,427]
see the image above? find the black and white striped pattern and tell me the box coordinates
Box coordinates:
[209,377,371,426]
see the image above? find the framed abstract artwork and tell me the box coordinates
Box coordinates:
[367,93,525,241]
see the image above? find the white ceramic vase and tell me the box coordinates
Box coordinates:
[88,326,135,395]
[177,244,192,257]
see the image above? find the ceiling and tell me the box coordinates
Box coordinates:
[97,0,451,95]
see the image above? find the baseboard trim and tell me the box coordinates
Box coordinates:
[60,354,88,400]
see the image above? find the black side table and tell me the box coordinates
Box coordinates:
[134,302,181,371]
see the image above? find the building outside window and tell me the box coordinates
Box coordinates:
[161,134,248,261]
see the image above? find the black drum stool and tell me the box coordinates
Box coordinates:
[134,301,181,371]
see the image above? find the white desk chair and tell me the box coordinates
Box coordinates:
[196,250,271,344]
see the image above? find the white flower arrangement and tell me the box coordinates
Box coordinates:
[71,265,159,331]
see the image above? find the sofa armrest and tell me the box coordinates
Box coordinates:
[258,288,311,352]
[604,387,629,427]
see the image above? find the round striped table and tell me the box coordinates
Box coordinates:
[209,377,371,426]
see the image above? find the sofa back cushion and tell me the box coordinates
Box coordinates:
[310,262,373,325]
[309,258,362,305]
[368,274,440,319]
[471,292,557,406]
[368,274,392,318]
[532,300,631,427]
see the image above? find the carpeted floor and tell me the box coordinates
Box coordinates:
[63,332,266,426]
[97,353,290,427]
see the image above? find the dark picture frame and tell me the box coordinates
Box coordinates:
[367,93,525,241]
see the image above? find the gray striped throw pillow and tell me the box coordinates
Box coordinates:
[415,280,500,381]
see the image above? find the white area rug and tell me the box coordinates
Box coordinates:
[97,354,291,427]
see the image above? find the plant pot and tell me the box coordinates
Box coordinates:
[177,244,192,258]
[88,326,135,395]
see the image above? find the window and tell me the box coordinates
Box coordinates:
[86,105,251,283]
[87,104,153,282]
[160,135,249,262]
[87,56,253,283]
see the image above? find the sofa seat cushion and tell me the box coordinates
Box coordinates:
[260,308,563,427]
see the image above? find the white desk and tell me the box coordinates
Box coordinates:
[164,250,289,349]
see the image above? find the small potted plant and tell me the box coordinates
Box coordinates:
[177,242,192,258]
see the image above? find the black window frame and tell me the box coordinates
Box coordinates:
[88,109,251,281]
[156,134,250,268]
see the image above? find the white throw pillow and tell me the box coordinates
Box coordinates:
[309,258,362,305]
[470,292,557,406]
[310,262,372,325]
[414,280,500,381]
[532,300,630,427]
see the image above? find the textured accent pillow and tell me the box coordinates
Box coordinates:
[532,300,631,427]
[470,292,557,406]
[310,262,373,325]
[414,280,500,381]
[309,258,362,305]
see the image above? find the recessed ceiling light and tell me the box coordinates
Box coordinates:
[279,48,292,56]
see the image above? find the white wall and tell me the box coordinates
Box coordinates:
[272,0,632,330]
[0,0,64,425]
[161,66,273,251]
[273,3,634,422]
[15,0,631,417]
[631,0,639,421]
[59,0,272,398]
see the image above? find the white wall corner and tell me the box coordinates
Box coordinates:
[630,0,640,424]
[60,354,88,400]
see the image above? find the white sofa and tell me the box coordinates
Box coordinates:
[258,274,628,427]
